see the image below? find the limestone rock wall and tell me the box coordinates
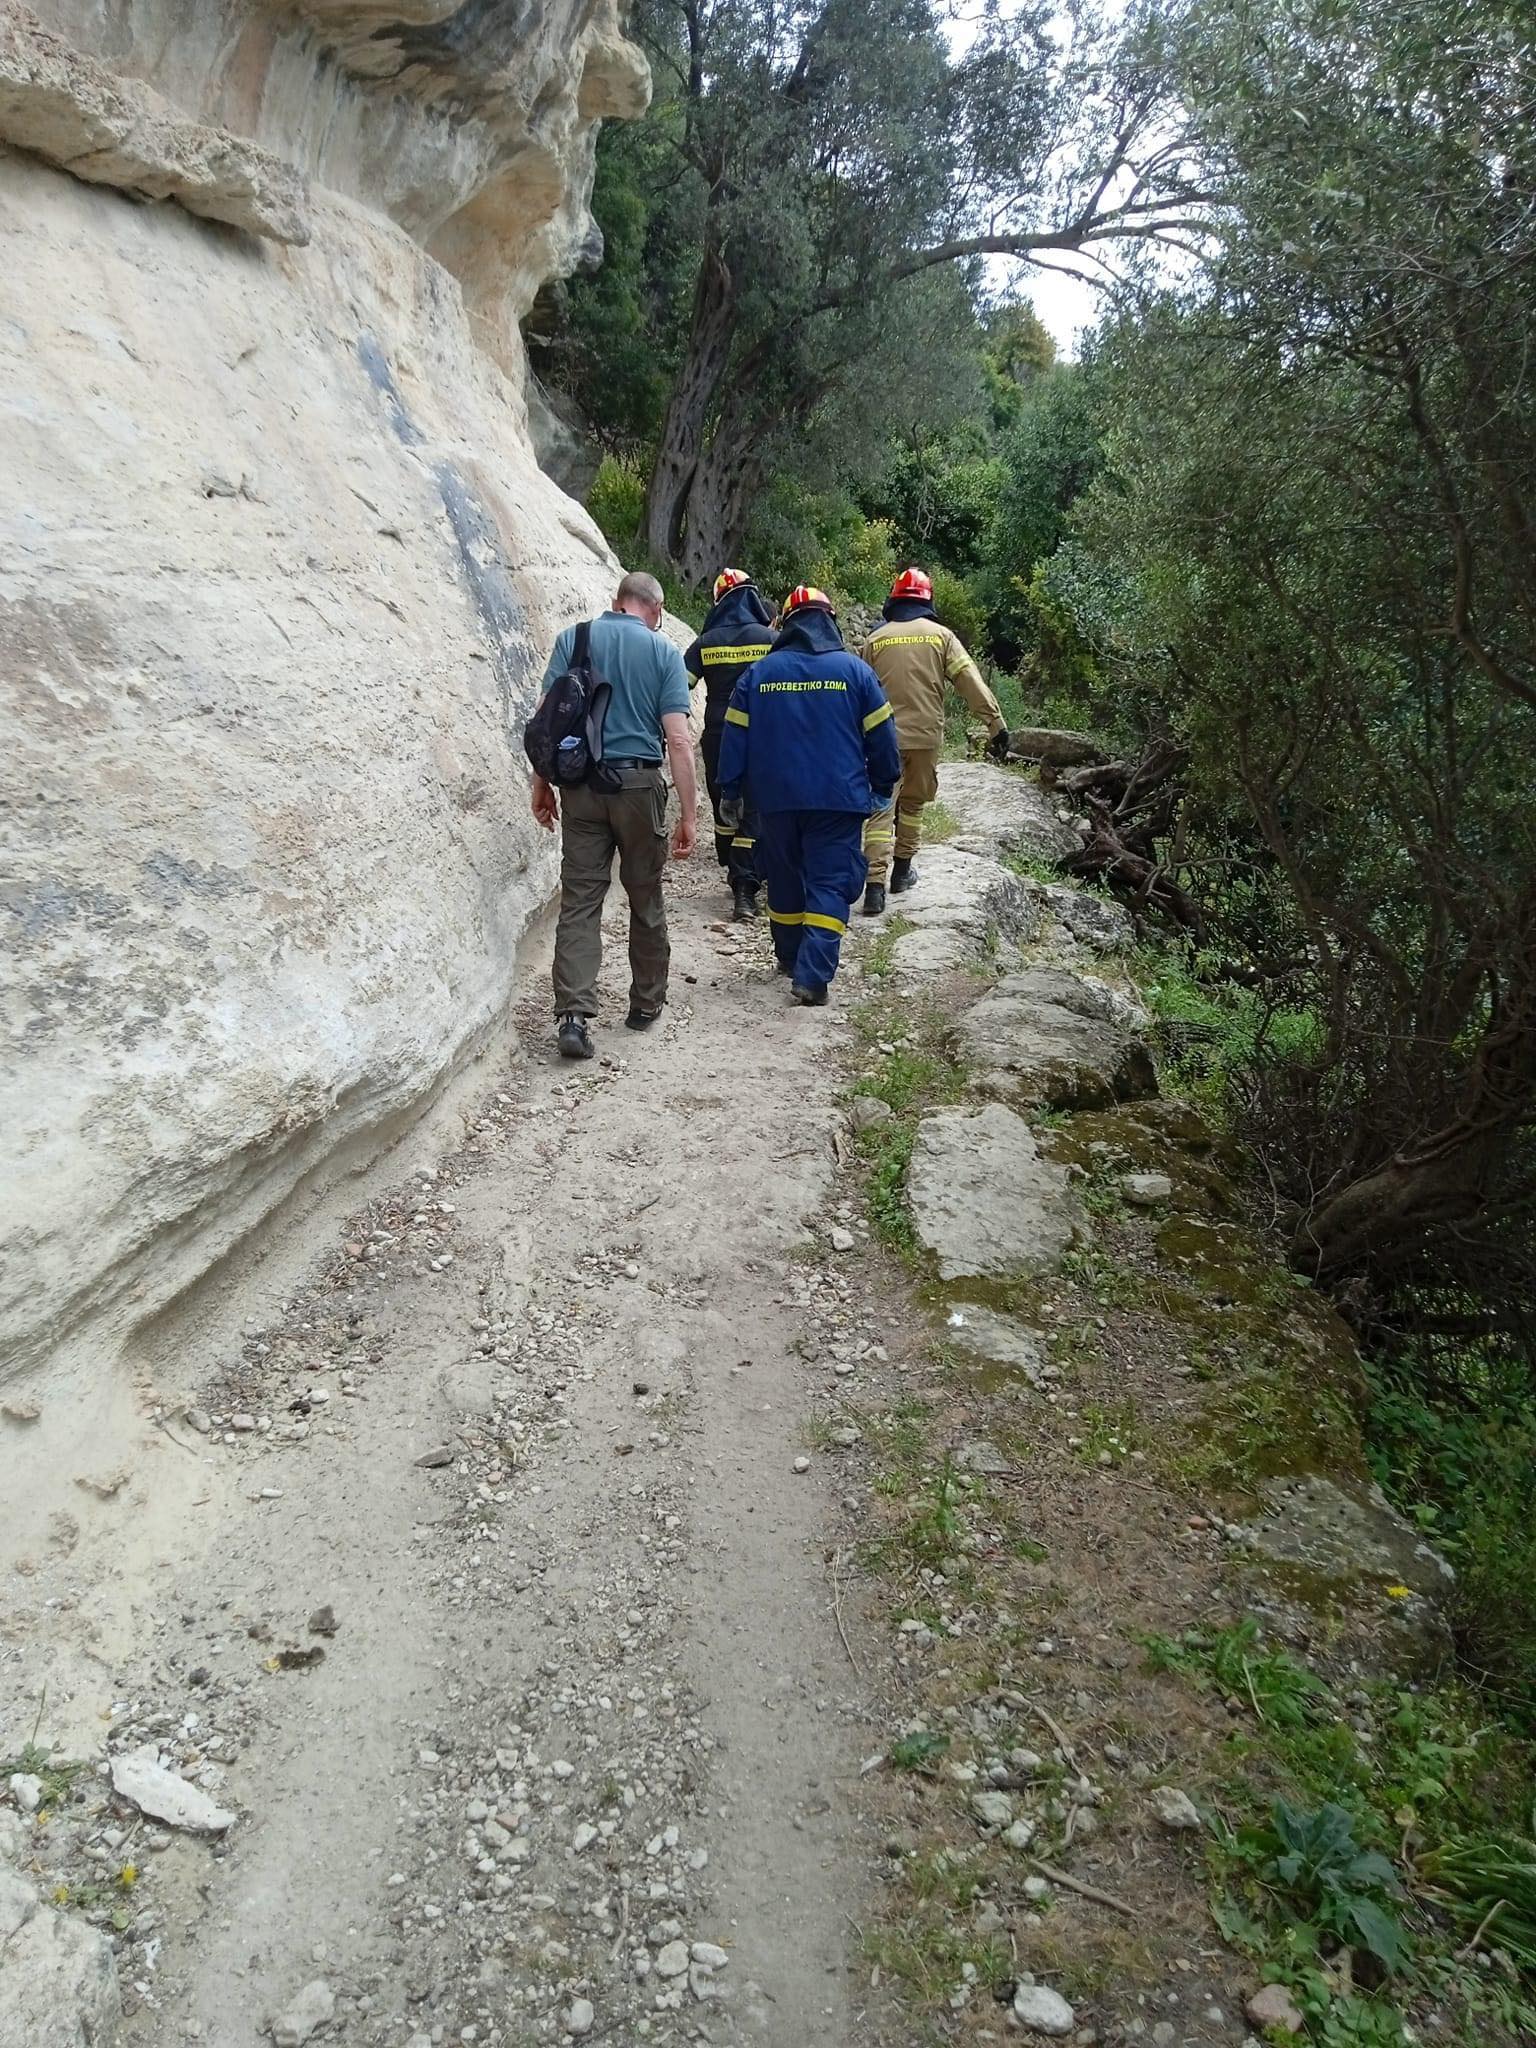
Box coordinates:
[0,0,650,1376]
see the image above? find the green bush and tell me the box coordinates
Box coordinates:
[1132,945,1321,1112]
[1364,1356,1536,1717]
[587,453,646,550]
[930,567,986,650]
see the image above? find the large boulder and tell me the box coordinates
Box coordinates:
[958,969,1156,1112]
[0,1864,122,2048]
[884,847,1043,974]
[1,0,651,1384]
[908,1104,1084,1282]
[1239,1474,1456,1673]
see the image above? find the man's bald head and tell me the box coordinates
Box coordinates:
[615,570,665,625]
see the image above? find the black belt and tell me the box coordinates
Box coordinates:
[606,756,662,770]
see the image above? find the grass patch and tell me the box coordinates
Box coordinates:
[0,1741,84,1813]
[1162,1362,1358,1499]
[862,912,913,980]
[848,997,968,1264]
[920,800,960,844]
[1144,1618,1536,2044]
[862,1120,919,1259]
[1128,941,1321,1114]
[1362,1347,1536,1721]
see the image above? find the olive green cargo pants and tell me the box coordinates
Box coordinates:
[552,768,670,1019]
[862,746,940,883]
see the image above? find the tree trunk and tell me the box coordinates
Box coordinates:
[1294,1143,1492,1285]
[1296,932,1536,1287]
[644,243,737,571]
[676,385,765,586]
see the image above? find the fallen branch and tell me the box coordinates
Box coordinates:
[1027,1856,1139,1918]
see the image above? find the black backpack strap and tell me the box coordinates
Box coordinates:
[571,619,592,670]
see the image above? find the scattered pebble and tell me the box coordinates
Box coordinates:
[1151,1785,1202,1832]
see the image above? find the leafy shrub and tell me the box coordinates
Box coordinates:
[587,453,646,549]
[1233,1800,1408,1972]
[930,568,986,651]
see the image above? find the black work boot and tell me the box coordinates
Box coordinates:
[791,983,829,1007]
[731,881,759,921]
[557,1013,594,1059]
[889,856,918,894]
[624,1007,661,1031]
[862,882,887,917]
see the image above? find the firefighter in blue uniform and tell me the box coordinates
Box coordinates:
[683,568,776,919]
[717,585,900,1006]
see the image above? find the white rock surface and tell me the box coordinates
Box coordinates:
[935,761,1076,865]
[1122,1171,1174,1206]
[109,1746,236,1833]
[0,1864,122,2048]
[908,1105,1083,1281]
[1,0,653,1383]
[1012,1981,1076,2035]
[884,846,1043,973]
[940,1305,1049,1385]
[0,6,309,239]
[270,1979,334,2048]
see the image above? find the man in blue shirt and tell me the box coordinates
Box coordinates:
[532,571,698,1059]
[717,585,899,1006]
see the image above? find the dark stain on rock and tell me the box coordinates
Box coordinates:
[371,0,545,82]
[355,332,532,727]
[433,461,533,724]
[5,878,130,942]
[356,332,423,448]
[139,853,251,910]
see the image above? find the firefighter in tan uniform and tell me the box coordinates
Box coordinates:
[858,568,1011,915]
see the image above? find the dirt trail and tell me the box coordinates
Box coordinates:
[11,852,885,2048]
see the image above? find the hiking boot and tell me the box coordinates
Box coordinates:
[791,983,828,1007]
[862,882,887,917]
[889,856,918,894]
[624,1006,661,1031]
[731,882,759,922]
[557,1013,594,1059]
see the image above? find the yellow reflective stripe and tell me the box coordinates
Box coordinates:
[802,912,847,935]
[713,822,734,836]
[724,706,749,727]
[701,643,772,664]
[945,650,980,682]
[864,828,895,844]
[768,908,803,926]
[862,702,893,731]
[731,835,756,849]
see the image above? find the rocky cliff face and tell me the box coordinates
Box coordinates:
[0,0,650,1379]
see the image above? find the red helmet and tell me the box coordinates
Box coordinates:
[782,583,835,617]
[713,567,752,601]
[890,567,933,602]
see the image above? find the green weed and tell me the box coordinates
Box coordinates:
[889,1730,950,1772]
[1,1742,84,1813]
[921,800,960,844]
[1144,1618,1324,1730]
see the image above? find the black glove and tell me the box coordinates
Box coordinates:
[986,727,1012,762]
[718,795,744,831]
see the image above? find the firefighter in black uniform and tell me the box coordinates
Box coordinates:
[684,568,775,919]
